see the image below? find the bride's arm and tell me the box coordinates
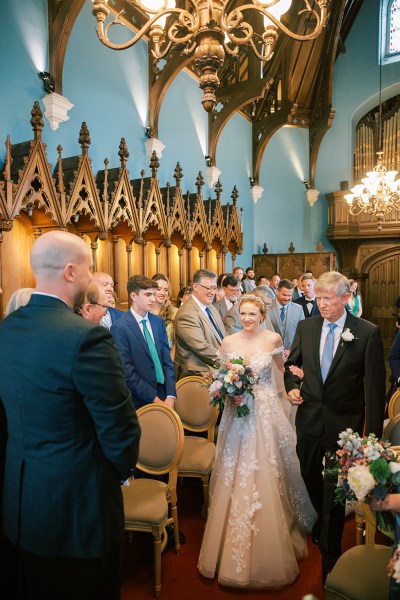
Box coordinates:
[272,334,285,372]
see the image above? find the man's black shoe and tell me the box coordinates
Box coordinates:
[166,524,186,545]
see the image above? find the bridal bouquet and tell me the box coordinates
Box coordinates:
[328,428,400,536]
[204,356,258,417]
[389,545,400,585]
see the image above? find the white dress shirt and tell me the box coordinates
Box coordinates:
[319,310,348,365]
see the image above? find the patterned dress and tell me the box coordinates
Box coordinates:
[198,348,316,589]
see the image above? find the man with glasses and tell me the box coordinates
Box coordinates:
[74,282,110,325]
[175,269,226,380]
[213,274,241,321]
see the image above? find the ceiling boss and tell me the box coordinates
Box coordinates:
[92,0,329,112]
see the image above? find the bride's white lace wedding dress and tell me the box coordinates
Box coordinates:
[198,348,316,589]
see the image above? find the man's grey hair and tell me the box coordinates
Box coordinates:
[193,269,217,284]
[315,271,350,297]
[254,284,276,300]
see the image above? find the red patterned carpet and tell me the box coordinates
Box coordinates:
[121,479,358,600]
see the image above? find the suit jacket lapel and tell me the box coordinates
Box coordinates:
[192,299,222,342]
[148,313,163,357]
[312,317,324,383]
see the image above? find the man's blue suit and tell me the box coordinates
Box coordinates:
[109,306,124,324]
[111,310,176,409]
[0,295,140,560]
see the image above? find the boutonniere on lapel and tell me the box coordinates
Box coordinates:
[340,328,357,346]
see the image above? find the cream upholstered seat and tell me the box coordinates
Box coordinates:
[388,389,400,419]
[122,404,184,598]
[325,503,392,600]
[175,376,218,517]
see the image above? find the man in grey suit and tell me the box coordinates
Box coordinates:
[242,267,256,292]
[174,269,226,379]
[268,279,304,360]
[213,274,241,321]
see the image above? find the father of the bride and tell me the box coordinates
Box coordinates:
[284,271,386,582]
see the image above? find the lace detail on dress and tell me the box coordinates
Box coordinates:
[198,347,316,589]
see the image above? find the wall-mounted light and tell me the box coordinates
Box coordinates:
[302,178,311,191]
[302,179,319,207]
[38,71,54,94]
[144,129,165,160]
[42,92,74,131]
[27,204,33,217]
[205,156,221,188]
[249,177,255,187]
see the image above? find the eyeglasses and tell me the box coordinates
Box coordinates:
[92,303,109,313]
[197,284,218,293]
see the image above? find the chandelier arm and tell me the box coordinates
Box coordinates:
[247,36,269,61]
[222,3,326,42]
[167,11,199,45]
[151,39,173,59]
[223,42,240,57]
[96,8,190,51]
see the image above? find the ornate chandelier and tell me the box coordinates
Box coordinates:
[344,0,400,231]
[344,152,400,231]
[92,0,329,112]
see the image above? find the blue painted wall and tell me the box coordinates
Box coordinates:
[1,0,400,269]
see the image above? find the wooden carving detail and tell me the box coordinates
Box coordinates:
[0,102,243,262]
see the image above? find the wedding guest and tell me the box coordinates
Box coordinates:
[198,292,316,588]
[213,274,240,321]
[345,279,362,317]
[233,266,245,292]
[257,275,269,285]
[294,274,320,318]
[176,286,192,307]
[74,281,110,325]
[150,273,177,358]
[242,267,256,292]
[285,271,386,583]
[174,269,225,379]
[91,272,124,328]
[5,287,34,316]
[0,230,140,600]
[215,273,227,302]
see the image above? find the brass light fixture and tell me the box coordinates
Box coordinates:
[344,0,400,231]
[92,0,329,112]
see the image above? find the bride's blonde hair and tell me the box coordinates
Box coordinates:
[239,292,267,322]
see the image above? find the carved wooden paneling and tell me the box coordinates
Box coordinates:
[253,251,335,281]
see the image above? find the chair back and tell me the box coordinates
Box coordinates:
[383,413,400,448]
[388,389,400,419]
[175,376,218,442]
[136,404,184,476]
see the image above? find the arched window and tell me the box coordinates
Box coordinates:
[382,0,400,64]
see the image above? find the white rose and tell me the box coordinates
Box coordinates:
[209,380,223,395]
[341,328,354,342]
[390,461,400,474]
[347,464,375,500]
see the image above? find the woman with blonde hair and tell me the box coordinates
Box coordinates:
[5,288,34,316]
[151,273,177,358]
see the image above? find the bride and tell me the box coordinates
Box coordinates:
[198,292,316,589]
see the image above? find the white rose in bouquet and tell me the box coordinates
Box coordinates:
[347,464,375,500]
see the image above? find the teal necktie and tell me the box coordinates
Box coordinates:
[141,319,165,385]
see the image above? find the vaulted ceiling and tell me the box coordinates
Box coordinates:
[48,0,364,185]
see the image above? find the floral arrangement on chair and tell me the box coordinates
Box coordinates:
[327,428,400,536]
[204,356,258,418]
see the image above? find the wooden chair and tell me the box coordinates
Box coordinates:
[383,413,400,448]
[325,504,392,600]
[122,404,184,598]
[175,376,218,517]
[354,501,377,545]
[388,389,400,419]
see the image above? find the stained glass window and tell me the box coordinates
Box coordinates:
[388,0,400,54]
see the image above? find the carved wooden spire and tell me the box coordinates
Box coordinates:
[118,138,129,168]
[174,162,183,188]
[150,151,159,178]
[56,145,64,194]
[231,185,239,205]
[30,101,44,140]
[195,172,204,194]
[79,122,91,155]
[4,135,12,181]
[215,179,222,201]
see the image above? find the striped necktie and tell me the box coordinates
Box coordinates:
[205,307,223,340]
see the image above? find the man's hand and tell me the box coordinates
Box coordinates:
[287,389,304,406]
[164,396,175,408]
[283,349,290,360]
